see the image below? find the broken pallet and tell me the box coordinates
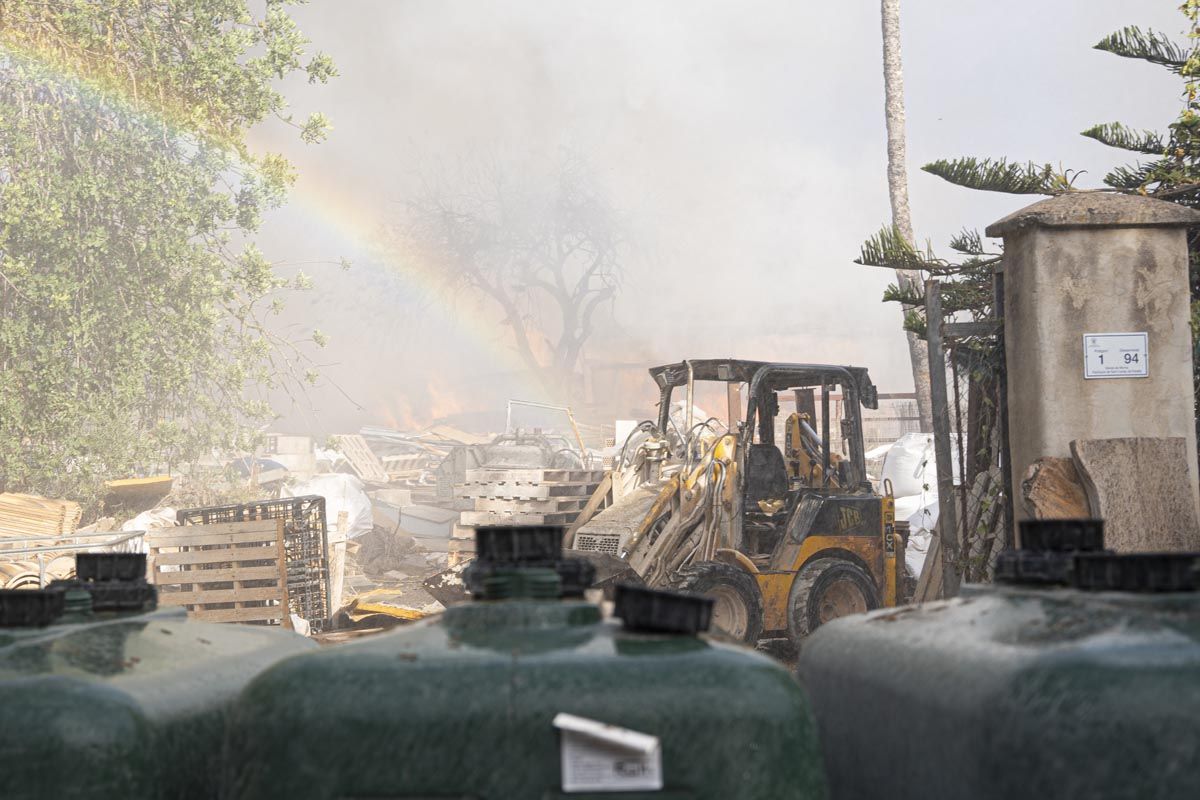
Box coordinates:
[333,434,389,483]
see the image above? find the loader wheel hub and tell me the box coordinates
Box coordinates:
[817,578,868,625]
[710,586,749,639]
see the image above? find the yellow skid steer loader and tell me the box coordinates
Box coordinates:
[570,359,907,645]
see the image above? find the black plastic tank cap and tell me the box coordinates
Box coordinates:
[474,525,564,566]
[1071,552,1200,593]
[614,583,713,635]
[554,558,597,598]
[1018,518,1105,552]
[76,552,147,583]
[50,551,157,612]
[0,588,66,627]
[994,549,1073,586]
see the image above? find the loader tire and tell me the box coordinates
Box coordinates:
[787,557,880,642]
[674,561,764,646]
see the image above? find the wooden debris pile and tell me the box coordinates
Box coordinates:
[0,493,82,538]
[360,425,490,488]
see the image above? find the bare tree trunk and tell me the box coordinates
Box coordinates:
[881,0,933,432]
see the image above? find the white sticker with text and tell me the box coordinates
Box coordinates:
[1084,333,1148,379]
[554,713,663,793]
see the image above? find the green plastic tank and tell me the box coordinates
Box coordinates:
[797,519,1200,800]
[224,526,828,799]
[0,552,315,799]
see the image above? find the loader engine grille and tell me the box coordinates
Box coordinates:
[575,533,621,556]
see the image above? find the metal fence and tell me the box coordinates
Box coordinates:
[0,529,147,588]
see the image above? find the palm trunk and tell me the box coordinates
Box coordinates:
[881,0,934,432]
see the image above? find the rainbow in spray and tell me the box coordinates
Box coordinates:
[0,25,539,384]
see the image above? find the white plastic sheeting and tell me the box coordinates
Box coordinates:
[283,473,373,540]
[880,433,936,497]
[880,432,963,580]
[902,498,939,578]
[122,507,177,532]
[118,507,177,553]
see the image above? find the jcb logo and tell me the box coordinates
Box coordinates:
[838,507,863,531]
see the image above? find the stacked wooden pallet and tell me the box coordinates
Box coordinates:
[458,468,607,528]
[0,493,82,539]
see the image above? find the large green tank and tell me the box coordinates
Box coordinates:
[224,526,828,799]
[798,519,1200,800]
[0,552,315,799]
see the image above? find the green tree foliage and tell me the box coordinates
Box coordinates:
[855,225,1000,338]
[0,1,335,504]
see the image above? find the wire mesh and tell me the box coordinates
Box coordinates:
[175,496,330,631]
[947,340,1005,581]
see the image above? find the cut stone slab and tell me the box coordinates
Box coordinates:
[1070,437,1200,552]
[1021,457,1092,521]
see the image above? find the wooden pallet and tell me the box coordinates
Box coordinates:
[471,497,588,514]
[333,434,389,483]
[913,535,943,603]
[147,520,292,627]
[457,481,597,500]
[459,510,576,526]
[463,468,607,485]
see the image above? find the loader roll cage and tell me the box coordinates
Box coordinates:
[648,359,879,491]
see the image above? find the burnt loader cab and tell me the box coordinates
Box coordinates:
[738,363,876,556]
[616,359,903,647]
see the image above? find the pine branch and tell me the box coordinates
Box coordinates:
[855,225,931,271]
[1095,27,1187,73]
[949,228,985,256]
[940,280,992,317]
[922,157,1070,194]
[1103,160,1165,190]
[883,282,924,306]
[959,255,1002,271]
[903,309,926,338]
[1081,122,1166,155]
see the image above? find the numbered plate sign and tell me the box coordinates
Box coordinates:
[1083,332,1149,379]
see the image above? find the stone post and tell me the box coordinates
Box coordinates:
[986,193,1200,549]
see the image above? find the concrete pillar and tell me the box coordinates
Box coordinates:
[985,193,1200,537]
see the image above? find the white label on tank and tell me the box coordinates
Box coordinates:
[1083,333,1149,379]
[554,713,663,792]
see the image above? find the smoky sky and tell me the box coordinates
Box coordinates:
[251,0,1184,435]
